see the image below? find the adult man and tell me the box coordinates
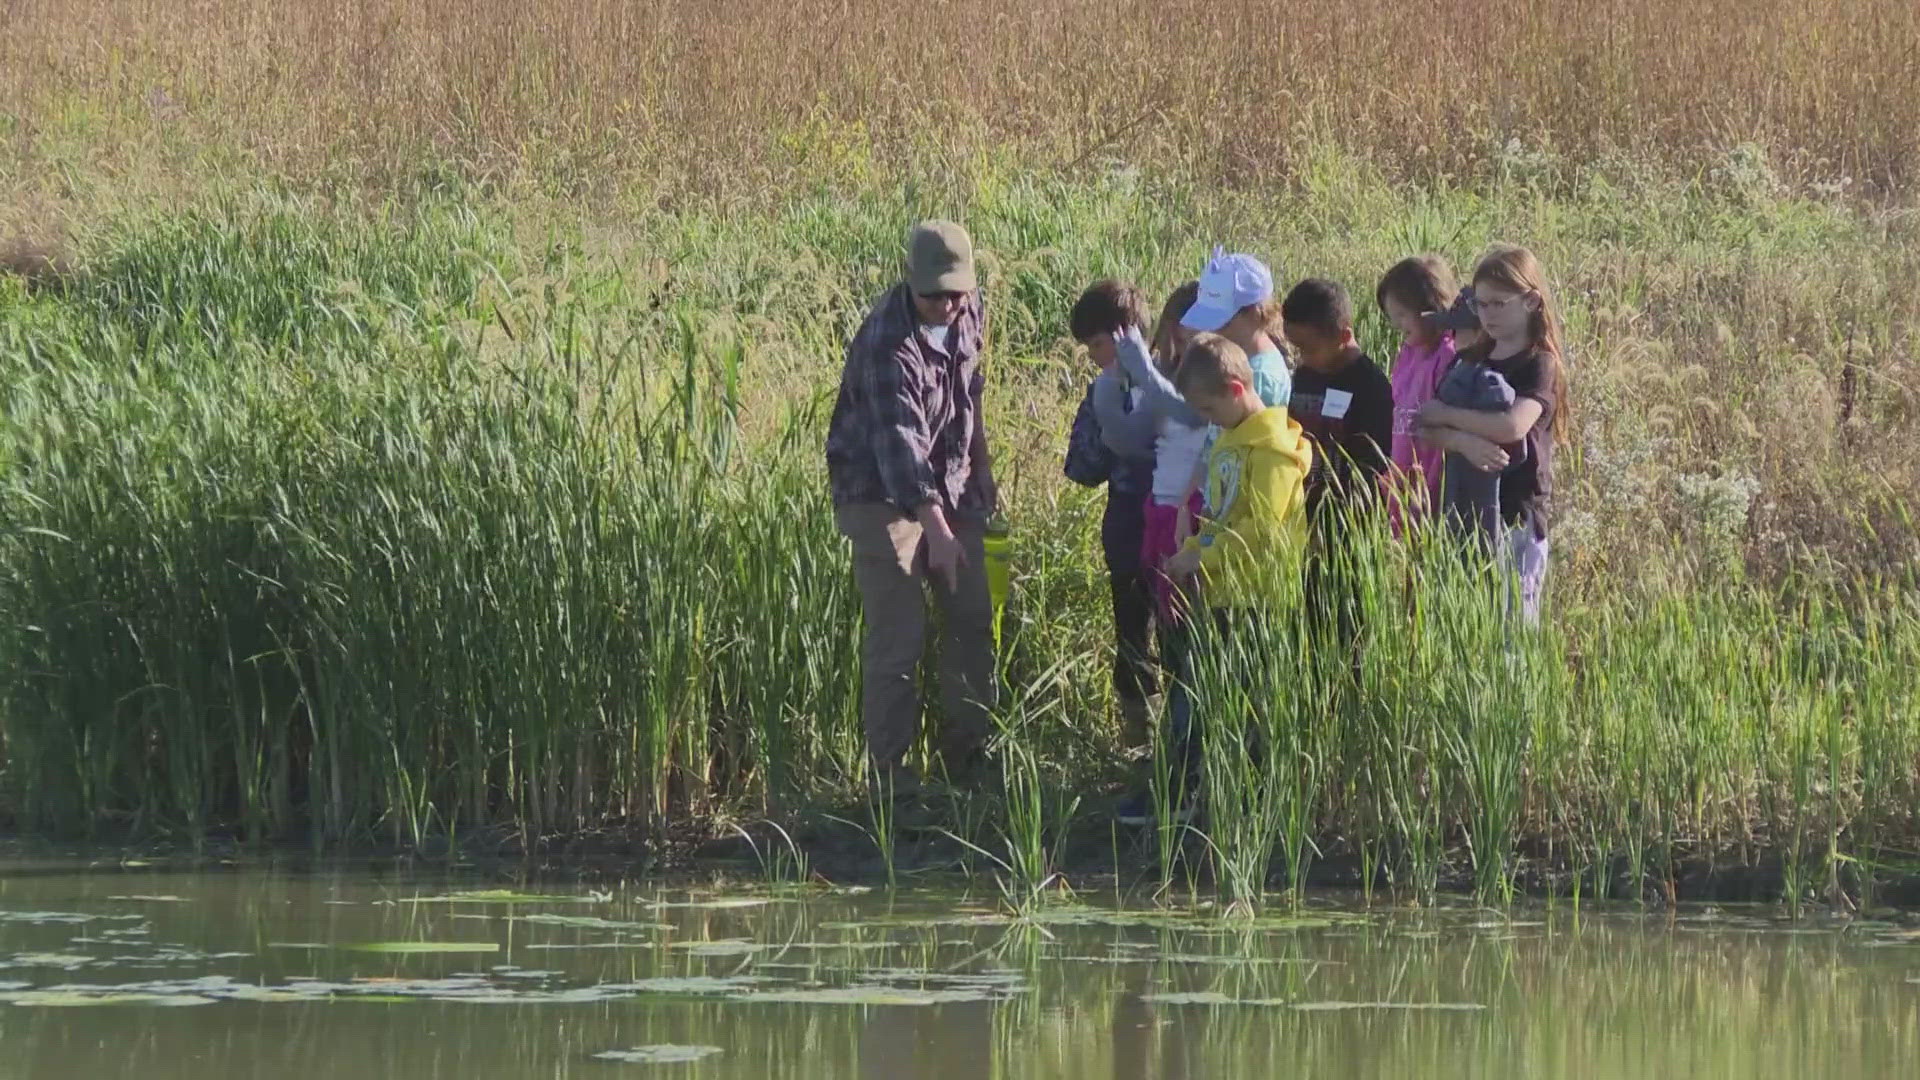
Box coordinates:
[825,220,998,796]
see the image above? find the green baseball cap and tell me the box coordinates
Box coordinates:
[907,220,976,295]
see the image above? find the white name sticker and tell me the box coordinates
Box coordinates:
[1322,389,1354,419]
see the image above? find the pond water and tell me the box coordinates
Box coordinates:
[0,863,1914,1078]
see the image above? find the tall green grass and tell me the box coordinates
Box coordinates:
[1,189,1916,908]
[0,204,872,844]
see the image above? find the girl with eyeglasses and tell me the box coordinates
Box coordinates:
[1413,245,1569,624]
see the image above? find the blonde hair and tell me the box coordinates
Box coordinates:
[1172,333,1253,398]
[1243,296,1284,338]
[1149,280,1200,375]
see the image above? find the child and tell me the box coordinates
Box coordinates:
[1116,334,1312,826]
[1280,279,1394,524]
[1415,245,1568,624]
[1102,283,1213,630]
[1114,254,1294,609]
[1375,256,1461,522]
[1064,281,1158,751]
[1177,248,1293,411]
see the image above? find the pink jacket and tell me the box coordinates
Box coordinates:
[1387,335,1456,523]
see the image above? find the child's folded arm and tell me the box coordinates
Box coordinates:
[1114,326,1207,428]
[1417,397,1542,444]
[1426,427,1510,472]
[1090,369,1157,460]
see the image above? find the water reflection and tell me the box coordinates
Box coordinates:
[0,866,1913,1078]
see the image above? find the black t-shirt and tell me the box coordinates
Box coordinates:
[1483,346,1558,537]
[1289,352,1394,518]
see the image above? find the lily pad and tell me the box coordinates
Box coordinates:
[729,985,993,1006]
[399,890,594,904]
[1142,991,1292,1006]
[108,948,250,965]
[511,914,670,932]
[1156,954,1322,966]
[592,1045,724,1064]
[860,968,1026,990]
[1,990,217,1007]
[339,941,500,954]
[1020,906,1360,932]
[820,914,1015,931]
[604,976,766,995]
[0,953,94,969]
[0,911,125,925]
[220,986,325,1003]
[1291,1001,1486,1012]
[668,939,767,957]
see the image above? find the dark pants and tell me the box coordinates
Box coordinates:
[1306,516,1367,682]
[1109,570,1157,702]
[1102,491,1157,704]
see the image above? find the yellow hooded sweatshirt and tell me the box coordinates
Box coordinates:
[1179,405,1313,609]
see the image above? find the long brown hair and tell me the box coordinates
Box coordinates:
[1469,244,1569,444]
[1149,280,1201,375]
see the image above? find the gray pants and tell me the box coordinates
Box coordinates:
[835,503,997,772]
[1500,525,1550,626]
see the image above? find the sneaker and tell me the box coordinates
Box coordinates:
[1114,789,1195,828]
[868,763,924,801]
[938,748,1003,796]
[867,769,942,834]
[885,794,944,834]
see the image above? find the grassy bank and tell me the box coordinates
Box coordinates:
[2,170,1916,906]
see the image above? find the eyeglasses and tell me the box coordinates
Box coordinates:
[917,290,967,304]
[1469,291,1531,315]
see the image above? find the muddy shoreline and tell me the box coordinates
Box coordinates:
[7,812,1915,912]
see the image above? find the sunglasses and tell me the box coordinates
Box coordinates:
[917,290,967,304]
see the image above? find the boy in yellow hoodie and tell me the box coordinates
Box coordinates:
[1117,334,1312,826]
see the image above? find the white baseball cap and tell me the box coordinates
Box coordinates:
[1180,248,1275,332]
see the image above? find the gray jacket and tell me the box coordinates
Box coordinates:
[1112,329,1207,429]
[1437,361,1522,546]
